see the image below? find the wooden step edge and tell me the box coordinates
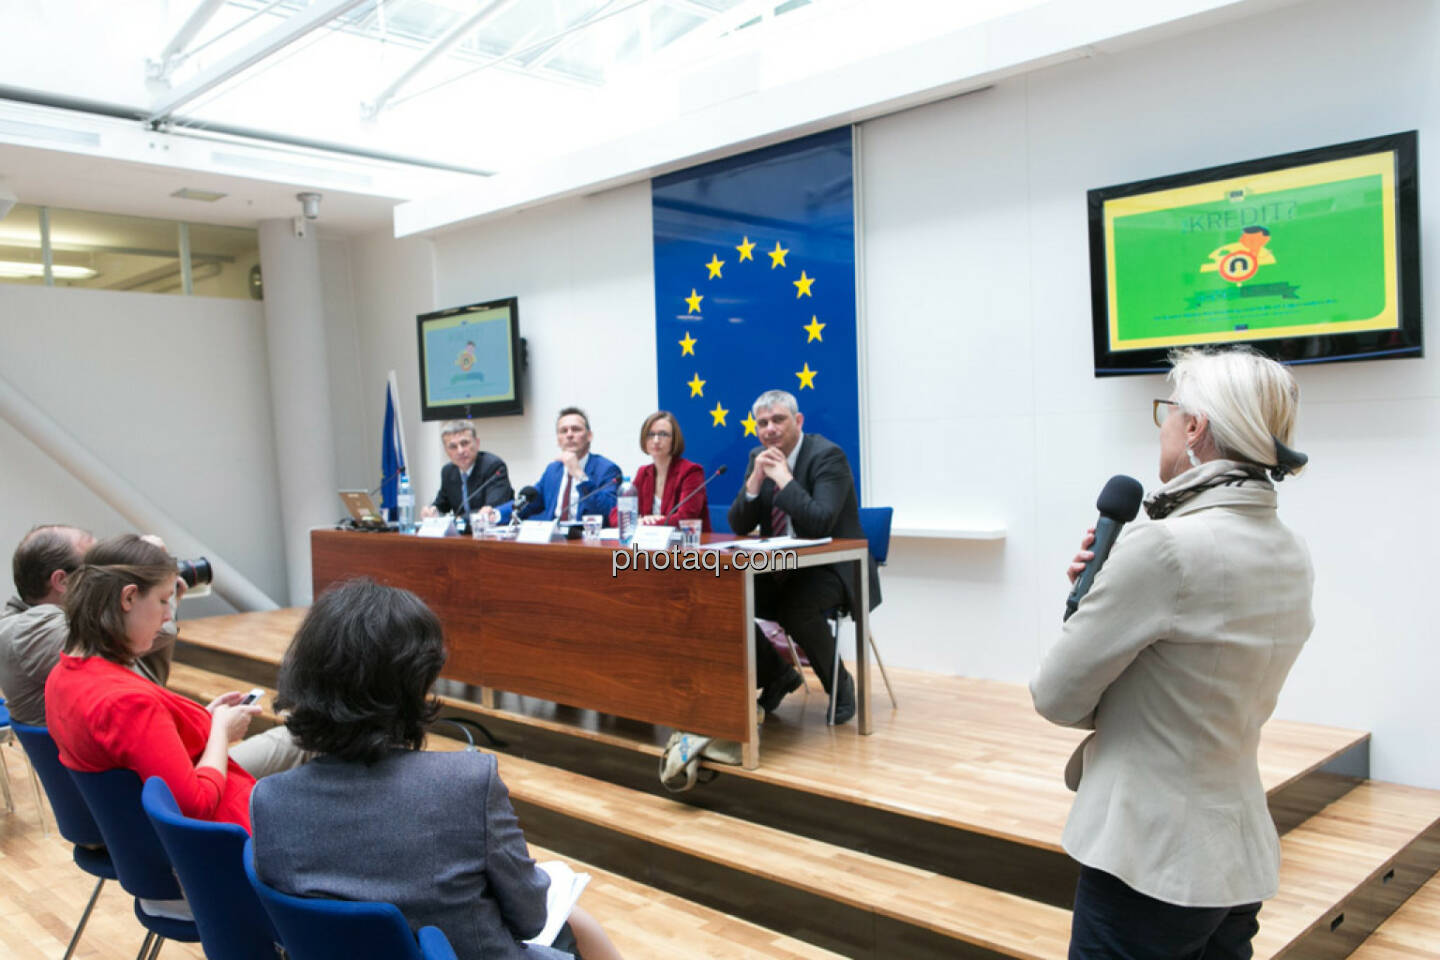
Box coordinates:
[1255,781,1440,958]
[489,752,1073,957]
[1348,868,1440,959]
[433,691,665,758]
[525,843,848,960]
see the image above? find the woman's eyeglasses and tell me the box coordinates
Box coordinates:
[647,431,673,441]
[1152,399,1179,428]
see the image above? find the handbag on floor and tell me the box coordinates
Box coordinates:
[658,731,741,793]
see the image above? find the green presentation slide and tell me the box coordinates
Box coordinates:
[1103,151,1399,352]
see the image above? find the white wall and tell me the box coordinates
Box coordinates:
[0,284,288,615]
[353,0,1440,787]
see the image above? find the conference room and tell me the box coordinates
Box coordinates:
[1,1,1437,958]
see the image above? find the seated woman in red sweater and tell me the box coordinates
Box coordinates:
[609,410,710,531]
[45,534,260,830]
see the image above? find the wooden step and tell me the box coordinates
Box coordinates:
[1349,870,1440,959]
[1258,781,1440,958]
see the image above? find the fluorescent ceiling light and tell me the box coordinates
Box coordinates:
[170,187,229,202]
[0,261,98,280]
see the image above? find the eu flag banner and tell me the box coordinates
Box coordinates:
[652,127,860,531]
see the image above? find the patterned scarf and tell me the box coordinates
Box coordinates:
[1143,459,1273,520]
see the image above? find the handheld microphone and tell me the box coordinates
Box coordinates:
[663,464,727,521]
[1064,475,1145,621]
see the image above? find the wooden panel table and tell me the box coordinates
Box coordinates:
[310,529,873,767]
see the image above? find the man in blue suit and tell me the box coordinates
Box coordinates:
[489,407,622,524]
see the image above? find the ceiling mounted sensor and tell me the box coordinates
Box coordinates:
[170,187,228,202]
[0,180,15,221]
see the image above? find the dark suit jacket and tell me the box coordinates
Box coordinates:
[727,433,880,611]
[608,458,710,530]
[498,452,622,523]
[251,750,570,960]
[431,452,513,515]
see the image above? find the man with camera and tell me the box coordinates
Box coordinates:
[1,524,303,774]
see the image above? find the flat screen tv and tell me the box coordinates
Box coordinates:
[416,297,523,420]
[1088,131,1421,376]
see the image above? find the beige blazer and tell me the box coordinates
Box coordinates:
[1031,480,1314,907]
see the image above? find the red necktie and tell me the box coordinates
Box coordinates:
[770,504,787,536]
[559,477,572,520]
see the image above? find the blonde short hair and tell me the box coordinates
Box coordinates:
[1168,347,1303,475]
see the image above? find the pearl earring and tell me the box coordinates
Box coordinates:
[1186,447,1201,467]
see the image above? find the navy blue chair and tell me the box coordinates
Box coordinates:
[142,777,280,960]
[827,506,898,723]
[0,699,15,814]
[70,768,201,960]
[242,837,459,960]
[11,722,117,960]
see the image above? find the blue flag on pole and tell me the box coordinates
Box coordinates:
[652,127,860,531]
[380,374,407,518]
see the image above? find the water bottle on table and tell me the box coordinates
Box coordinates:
[397,470,415,533]
[617,476,639,546]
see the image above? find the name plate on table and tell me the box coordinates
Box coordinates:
[630,525,678,551]
[516,520,559,544]
[416,516,455,538]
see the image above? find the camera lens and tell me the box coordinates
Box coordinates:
[174,557,213,589]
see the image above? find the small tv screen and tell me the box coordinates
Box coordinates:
[1088,131,1421,376]
[416,297,523,420]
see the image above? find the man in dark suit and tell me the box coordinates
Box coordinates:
[422,421,513,530]
[728,390,880,724]
[495,407,622,524]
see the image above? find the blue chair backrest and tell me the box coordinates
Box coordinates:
[142,778,279,960]
[242,837,437,960]
[858,506,894,565]
[70,768,183,900]
[11,722,105,848]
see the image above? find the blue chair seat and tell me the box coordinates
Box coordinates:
[73,844,119,879]
[243,837,459,960]
[824,506,898,723]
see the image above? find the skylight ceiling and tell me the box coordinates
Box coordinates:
[150,0,822,172]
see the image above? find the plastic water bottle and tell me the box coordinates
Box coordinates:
[617,476,639,546]
[396,470,415,533]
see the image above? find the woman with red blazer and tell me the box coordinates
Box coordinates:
[610,410,710,531]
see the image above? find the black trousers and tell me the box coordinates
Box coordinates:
[1069,866,1261,960]
[752,568,848,693]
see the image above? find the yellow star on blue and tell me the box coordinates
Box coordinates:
[679,331,697,355]
[796,362,817,390]
[684,289,703,313]
[705,254,724,279]
[736,236,756,262]
[803,315,825,342]
[767,242,788,269]
[710,401,729,427]
[687,373,706,397]
[741,412,758,436]
[793,271,815,298]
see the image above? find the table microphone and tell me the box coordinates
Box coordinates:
[457,467,507,516]
[1064,474,1145,621]
[663,464,727,521]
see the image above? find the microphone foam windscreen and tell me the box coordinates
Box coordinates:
[519,485,540,500]
[1096,475,1145,522]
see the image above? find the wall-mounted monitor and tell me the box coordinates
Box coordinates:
[1088,131,1421,376]
[416,297,523,420]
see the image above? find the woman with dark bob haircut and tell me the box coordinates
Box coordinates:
[250,579,624,960]
[608,410,710,531]
[46,534,262,829]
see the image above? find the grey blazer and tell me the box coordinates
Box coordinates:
[1030,480,1314,907]
[251,749,570,960]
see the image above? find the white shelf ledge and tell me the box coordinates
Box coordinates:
[891,525,1006,541]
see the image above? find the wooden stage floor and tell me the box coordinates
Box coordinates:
[179,608,1369,856]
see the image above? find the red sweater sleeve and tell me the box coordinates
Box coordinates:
[670,461,710,529]
[98,691,227,821]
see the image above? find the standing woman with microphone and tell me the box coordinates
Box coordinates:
[1031,346,1313,959]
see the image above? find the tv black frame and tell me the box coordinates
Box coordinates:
[416,297,524,420]
[1087,131,1422,377]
